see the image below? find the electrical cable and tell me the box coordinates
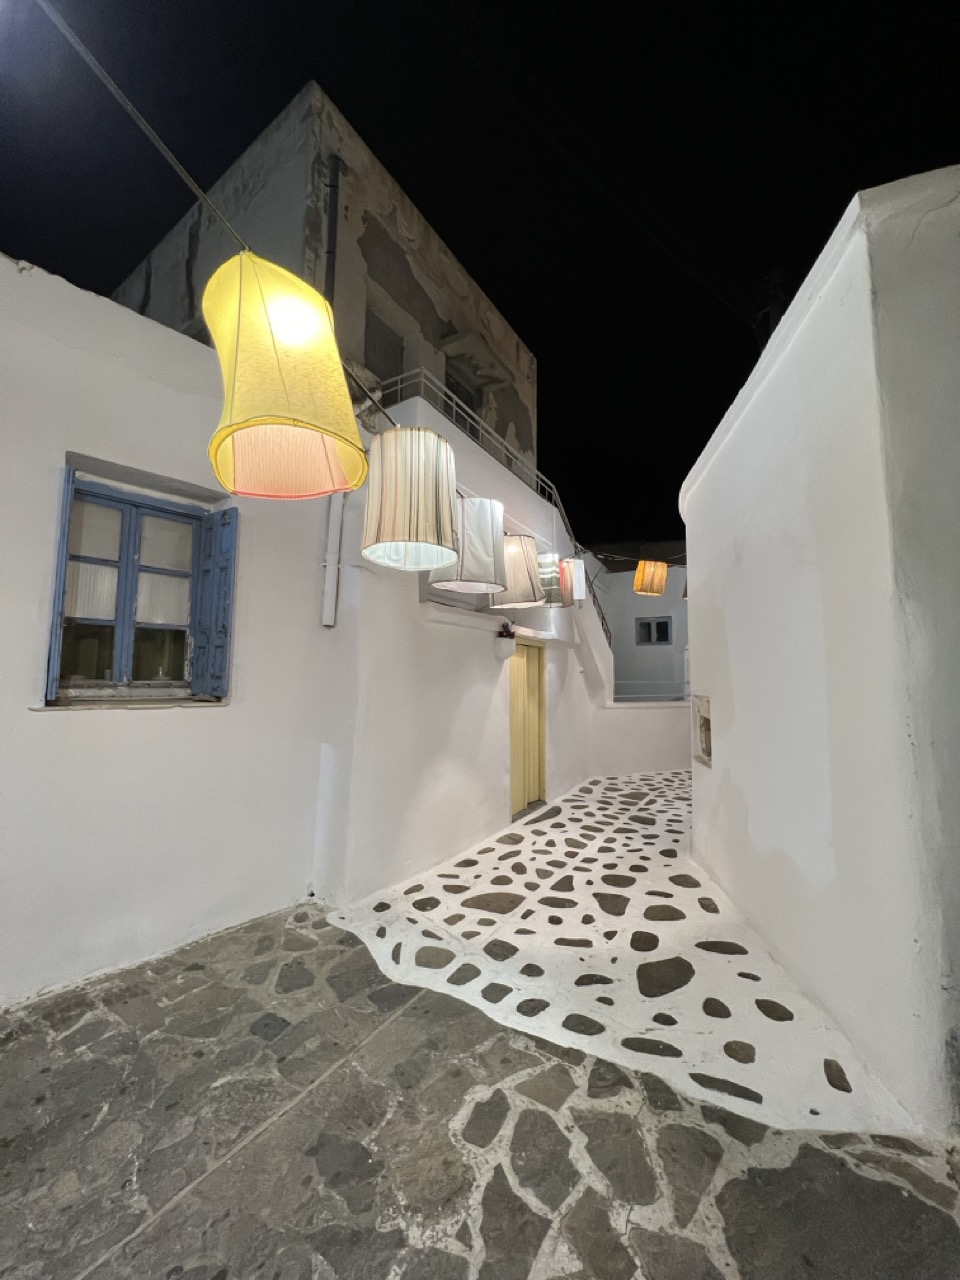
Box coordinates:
[31,0,401,435]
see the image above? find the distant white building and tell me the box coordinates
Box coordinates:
[588,548,688,702]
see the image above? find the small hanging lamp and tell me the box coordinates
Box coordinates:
[537,553,564,607]
[430,497,507,593]
[633,560,668,596]
[203,252,367,499]
[361,427,458,570]
[560,557,587,607]
[489,535,545,608]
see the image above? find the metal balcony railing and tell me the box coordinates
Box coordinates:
[377,367,612,648]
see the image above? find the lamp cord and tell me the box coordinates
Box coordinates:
[31,0,249,253]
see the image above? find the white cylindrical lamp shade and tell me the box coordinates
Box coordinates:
[633,560,668,596]
[361,428,458,571]
[560,557,587,606]
[489,535,545,608]
[538,553,564,607]
[430,497,507,593]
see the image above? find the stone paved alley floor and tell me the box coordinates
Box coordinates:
[3,905,960,1279]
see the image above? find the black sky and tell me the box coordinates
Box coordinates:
[1,0,958,544]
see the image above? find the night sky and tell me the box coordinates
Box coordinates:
[1,0,957,545]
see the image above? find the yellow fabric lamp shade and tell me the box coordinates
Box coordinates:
[361,427,459,571]
[430,496,507,593]
[560,557,587,607]
[538,552,564,607]
[490,535,545,608]
[203,252,367,499]
[633,560,669,596]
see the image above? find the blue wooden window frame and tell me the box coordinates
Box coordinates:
[47,470,237,703]
[635,616,672,646]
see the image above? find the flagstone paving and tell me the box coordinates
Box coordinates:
[2,903,960,1279]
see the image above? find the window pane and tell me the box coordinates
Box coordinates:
[140,515,193,571]
[60,622,115,682]
[64,561,118,619]
[136,571,190,625]
[68,500,121,560]
[655,620,671,642]
[637,620,652,644]
[133,628,186,681]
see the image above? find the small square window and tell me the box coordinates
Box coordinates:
[47,471,238,704]
[636,616,672,645]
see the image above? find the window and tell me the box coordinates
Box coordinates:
[636,616,672,645]
[445,368,481,413]
[364,308,404,383]
[47,471,237,704]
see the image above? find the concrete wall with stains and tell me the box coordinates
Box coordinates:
[113,83,537,467]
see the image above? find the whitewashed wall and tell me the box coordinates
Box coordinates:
[593,563,688,701]
[0,255,327,1007]
[1,256,687,1006]
[680,167,960,1133]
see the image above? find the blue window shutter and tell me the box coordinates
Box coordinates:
[46,466,76,702]
[192,507,238,698]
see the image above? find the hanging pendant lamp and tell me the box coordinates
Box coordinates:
[430,496,507,593]
[489,535,545,608]
[537,553,564,607]
[361,427,458,570]
[560,557,587,607]
[203,252,367,499]
[633,560,669,596]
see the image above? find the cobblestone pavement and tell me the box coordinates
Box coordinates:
[2,904,960,1279]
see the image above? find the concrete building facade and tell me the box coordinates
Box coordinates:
[113,82,538,473]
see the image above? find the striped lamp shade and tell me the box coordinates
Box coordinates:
[430,497,507,593]
[560,557,587,606]
[633,560,668,596]
[489,535,545,608]
[537,553,564,607]
[361,428,458,571]
[202,253,367,499]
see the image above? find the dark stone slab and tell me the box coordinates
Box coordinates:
[690,1072,763,1105]
[461,892,524,914]
[701,1105,768,1147]
[561,1186,636,1280]
[718,1144,960,1280]
[574,1111,658,1205]
[641,1073,682,1112]
[402,1249,469,1280]
[510,1108,579,1209]
[462,1089,510,1148]
[275,958,316,994]
[249,1012,291,1042]
[478,1164,550,1280]
[871,1134,933,1156]
[657,1124,724,1227]
[849,1149,957,1211]
[629,1227,724,1280]
[312,1223,406,1279]
[306,1130,385,1214]
[516,1064,577,1110]
[587,1060,633,1099]
[636,956,694,997]
[416,946,456,969]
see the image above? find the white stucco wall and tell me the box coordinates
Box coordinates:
[680,168,960,1132]
[0,255,327,1006]
[2,257,686,1006]
[593,563,688,701]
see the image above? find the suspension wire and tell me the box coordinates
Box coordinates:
[342,365,401,431]
[31,0,249,252]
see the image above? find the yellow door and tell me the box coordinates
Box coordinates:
[510,641,545,817]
